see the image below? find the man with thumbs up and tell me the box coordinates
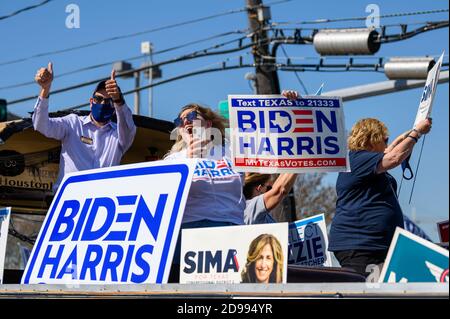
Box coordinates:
[32,63,137,192]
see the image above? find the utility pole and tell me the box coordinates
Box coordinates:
[134,71,140,115]
[246,0,280,94]
[141,41,154,118]
[148,49,153,118]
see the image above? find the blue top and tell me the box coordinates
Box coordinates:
[329,150,404,252]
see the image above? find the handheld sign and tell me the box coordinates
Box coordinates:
[379,227,449,283]
[180,223,288,284]
[22,160,196,284]
[0,207,11,284]
[228,95,348,173]
[414,52,445,127]
[288,213,332,267]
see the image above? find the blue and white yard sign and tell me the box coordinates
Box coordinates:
[0,207,11,284]
[288,213,332,267]
[228,95,349,174]
[379,227,449,283]
[414,52,444,127]
[22,160,197,284]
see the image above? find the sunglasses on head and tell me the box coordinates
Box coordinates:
[174,111,198,127]
[92,94,113,106]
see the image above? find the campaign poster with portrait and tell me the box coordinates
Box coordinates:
[180,223,288,284]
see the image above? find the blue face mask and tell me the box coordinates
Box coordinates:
[91,103,115,123]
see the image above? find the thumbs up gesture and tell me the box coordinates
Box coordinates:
[105,69,123,105]
[35,62,54,91]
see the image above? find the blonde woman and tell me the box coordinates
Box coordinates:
[241,234,284,283]
[329,117,432,277]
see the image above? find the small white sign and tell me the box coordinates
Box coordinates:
[414,52,445,127]
[180,223,288,284]
[288,213,332,267]
[22,160,196,284]
[0,207,11,284]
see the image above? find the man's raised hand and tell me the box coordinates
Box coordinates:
[105,69,123,104]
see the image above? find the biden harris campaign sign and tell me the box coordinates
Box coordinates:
[180,223,288,284]
[228,95,349,173]
[22,160,196,284]
[379,227,449,283]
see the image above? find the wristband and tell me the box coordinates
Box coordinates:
[407,135,418,143]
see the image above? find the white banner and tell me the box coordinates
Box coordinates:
[180,223,288,284]
[0,207,11,284]
[414,52,445,127]
[228,95,349,173]
[22,160,196,284]
[288,213,332,267]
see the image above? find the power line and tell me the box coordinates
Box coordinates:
[261,0,295,6]
[272,8,449,26]
[11,56,448,113]
[0,0,53,21]
[280,45,309,94]
[0,6,251,67]
[378,20,449,43]
[0,0,297,67]
[0,29,248,91]
[267,20,449,48]
[62,63,257,111]
[6,17,448,107]
[279,62,449,72]
[60,59,448,112]
[6,19,447,107]
[265,53,449,61]
[5,19,443,91]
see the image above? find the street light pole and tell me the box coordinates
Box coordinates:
[134,71,140,115]
[148,46,153,118]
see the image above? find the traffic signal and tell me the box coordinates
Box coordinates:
[384,57,436,80]
[0,99,7,122]
[313,28,381,55]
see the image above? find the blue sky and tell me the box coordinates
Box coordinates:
[0,0,448,241]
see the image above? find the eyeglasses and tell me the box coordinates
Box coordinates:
[92,95,113,106]
[174,111,198,127]
[384,137,389,144]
